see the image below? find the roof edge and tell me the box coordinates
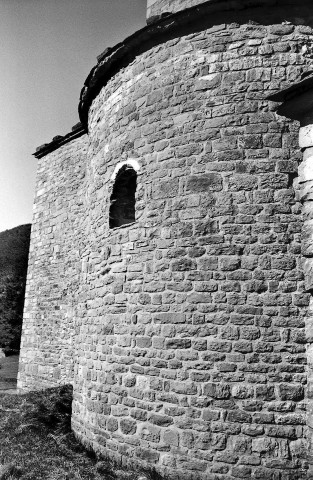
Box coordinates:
[33,123,87,159]
[79,0,301,129]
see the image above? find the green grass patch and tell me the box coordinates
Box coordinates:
[0,385,163,480]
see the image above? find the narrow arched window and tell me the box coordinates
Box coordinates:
[109,165,137,229]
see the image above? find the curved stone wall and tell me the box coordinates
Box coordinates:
[71,3,313,479]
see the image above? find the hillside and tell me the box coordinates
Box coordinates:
[0,224,31,353]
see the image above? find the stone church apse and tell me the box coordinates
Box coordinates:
[18,0,313,478]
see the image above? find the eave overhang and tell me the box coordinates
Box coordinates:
[33,123,86,160]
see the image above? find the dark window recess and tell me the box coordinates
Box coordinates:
[109,165,137,228]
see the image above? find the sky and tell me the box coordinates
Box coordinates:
[0,0,146,232]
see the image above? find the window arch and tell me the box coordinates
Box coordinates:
[109,164,137,229]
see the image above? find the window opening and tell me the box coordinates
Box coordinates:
[109,165,137,229]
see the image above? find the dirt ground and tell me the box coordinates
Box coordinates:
[0,355,19,391]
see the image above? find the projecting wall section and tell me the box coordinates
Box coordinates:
[18,134,88,391]
[72,5,313,479]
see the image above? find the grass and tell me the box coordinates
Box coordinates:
[0,355,19,391]
[0,385,163,480]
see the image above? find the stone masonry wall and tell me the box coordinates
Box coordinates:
[145,0,292,21]
[18,134,88,391]
[146,0,208,19]
[71,4,313,479]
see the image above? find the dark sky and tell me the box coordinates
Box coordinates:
[0,0,146,231]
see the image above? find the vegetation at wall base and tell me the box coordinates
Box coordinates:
[0,385,164,480]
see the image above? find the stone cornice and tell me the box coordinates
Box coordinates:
[78,0,311,130]
[33,123,86,159]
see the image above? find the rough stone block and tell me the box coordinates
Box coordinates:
[186,174,222,192]
[299,125,313,148]
[278,384,304,401]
